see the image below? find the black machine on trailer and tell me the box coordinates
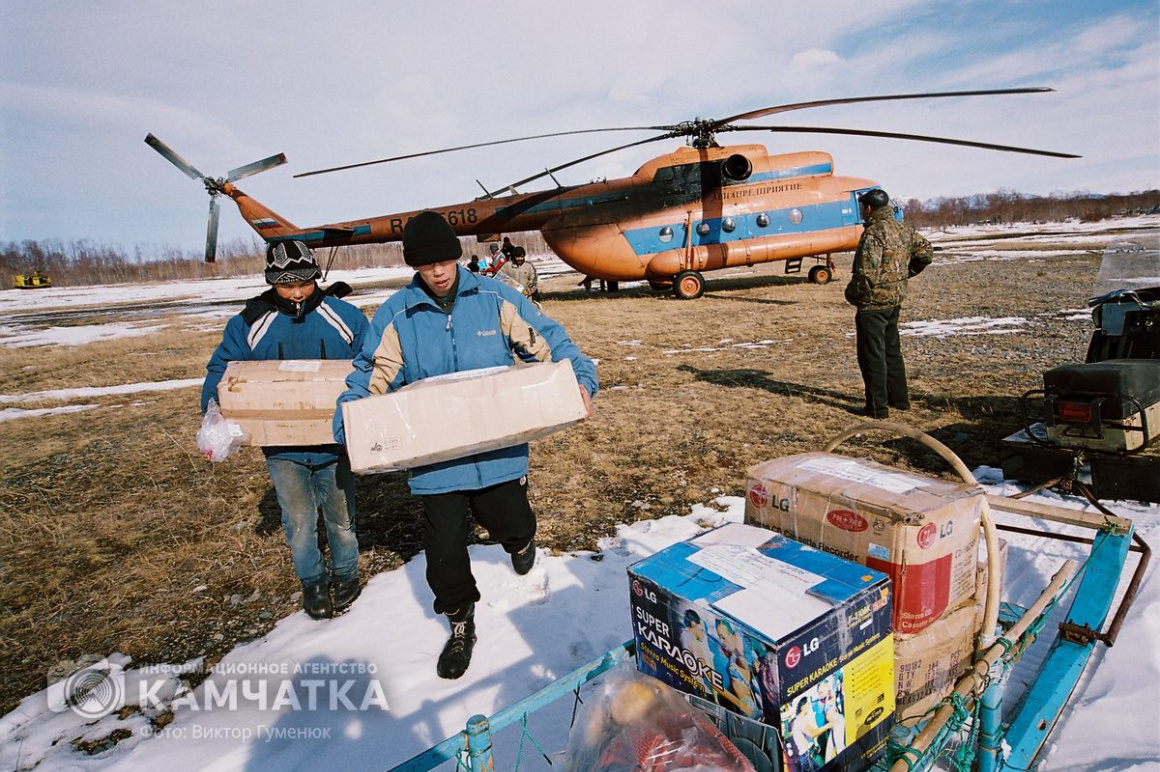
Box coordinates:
[1002,236,1160,503]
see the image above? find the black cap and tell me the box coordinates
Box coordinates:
[402,211,463,267]
[265,240,321,285]
[858,189,890,210]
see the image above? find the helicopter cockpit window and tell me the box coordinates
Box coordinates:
[696,222,711,236]
[658,226,674,243]
[789,208,803,224]
[722,217,737,233]
[756,213,770,228]
[654,163,702,192]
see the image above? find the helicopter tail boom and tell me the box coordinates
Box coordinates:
[223,183,301,241]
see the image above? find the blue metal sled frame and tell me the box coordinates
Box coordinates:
[392,641,637,772]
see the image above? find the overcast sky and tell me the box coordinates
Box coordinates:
[2,0,1158,258]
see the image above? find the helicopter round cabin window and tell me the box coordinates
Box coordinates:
[696,222,711,236]
[789,208,803,224]
[756,213,770,228]
[658,226,674,243]
[722,217,736,233]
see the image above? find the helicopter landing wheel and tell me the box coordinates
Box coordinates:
[674,271,705,300]
[606,280,619,293]
[808,265,832,285]
[648,279,673,291]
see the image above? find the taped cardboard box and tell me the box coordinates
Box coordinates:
[342,360,586,473]
[217,360,352,446]
[896,538,1007,720]
[745,452,982,634]
[629,522,895,772]
[894,603,977,720]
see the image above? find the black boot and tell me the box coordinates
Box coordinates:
[302,581,333,620]
[511,538,536,576]
[332,575,361,613]
[436,604,476,680]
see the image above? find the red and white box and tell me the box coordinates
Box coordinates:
[745,452,982,634]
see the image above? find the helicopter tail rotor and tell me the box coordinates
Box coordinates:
[144,134,287,262]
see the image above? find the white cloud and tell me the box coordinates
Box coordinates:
[787,48,843,74]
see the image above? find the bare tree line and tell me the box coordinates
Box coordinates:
[900,188,1160,228]
[3,191,1156,288]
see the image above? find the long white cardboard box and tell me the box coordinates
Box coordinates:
[342,360,586,473]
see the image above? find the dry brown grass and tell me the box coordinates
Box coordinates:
[0,243,1109,714]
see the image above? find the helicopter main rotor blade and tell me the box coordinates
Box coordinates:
[145,133,207,181]
[205,197,221,263]
[726,124,1080,158]
[294,126,676,179]
[487,133,675,196]
[714,87,1055,128]
[227,152,288,182]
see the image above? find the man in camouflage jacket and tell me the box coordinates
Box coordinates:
[499,246,539,300]
[844,189,933,418]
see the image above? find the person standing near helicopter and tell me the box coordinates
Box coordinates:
[499,246,538,300]
[844,189,932,418]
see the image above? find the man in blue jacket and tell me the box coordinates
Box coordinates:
[335,211,597,679]
[203,241,370,620]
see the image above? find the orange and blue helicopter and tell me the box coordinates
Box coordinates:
[147,87,1076,299]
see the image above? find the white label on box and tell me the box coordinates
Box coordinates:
[799,457,926,494]
[868,542,891,561]
[713,586,834,640]
[687,545,824,597]
[277,361,324,372]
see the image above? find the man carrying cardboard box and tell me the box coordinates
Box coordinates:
[202,240,370,620]
[334,211,598,680]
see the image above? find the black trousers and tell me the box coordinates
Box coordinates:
[854,305,909,415]
[420,476,536,615]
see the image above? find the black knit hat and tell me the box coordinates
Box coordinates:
[403,211,462,267]
[858,188,890,210]
[265,240,321,285]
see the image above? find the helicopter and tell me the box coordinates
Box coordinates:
[146,87,1077,300]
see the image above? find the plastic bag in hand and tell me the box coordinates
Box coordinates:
[197,399,249,462]
[564,664,755,772]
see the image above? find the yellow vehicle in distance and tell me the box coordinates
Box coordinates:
[13,271,52,289]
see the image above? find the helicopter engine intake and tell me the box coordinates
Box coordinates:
[721,154,753,182]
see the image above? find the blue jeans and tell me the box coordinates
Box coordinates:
[266,455,359,586]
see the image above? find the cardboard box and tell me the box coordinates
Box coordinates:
[628,522,894,772]
[894,603,976,720]
[342,360,586,473]
[217,360,352,446]
[746,452,983,634]
[897,538,1007,720]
